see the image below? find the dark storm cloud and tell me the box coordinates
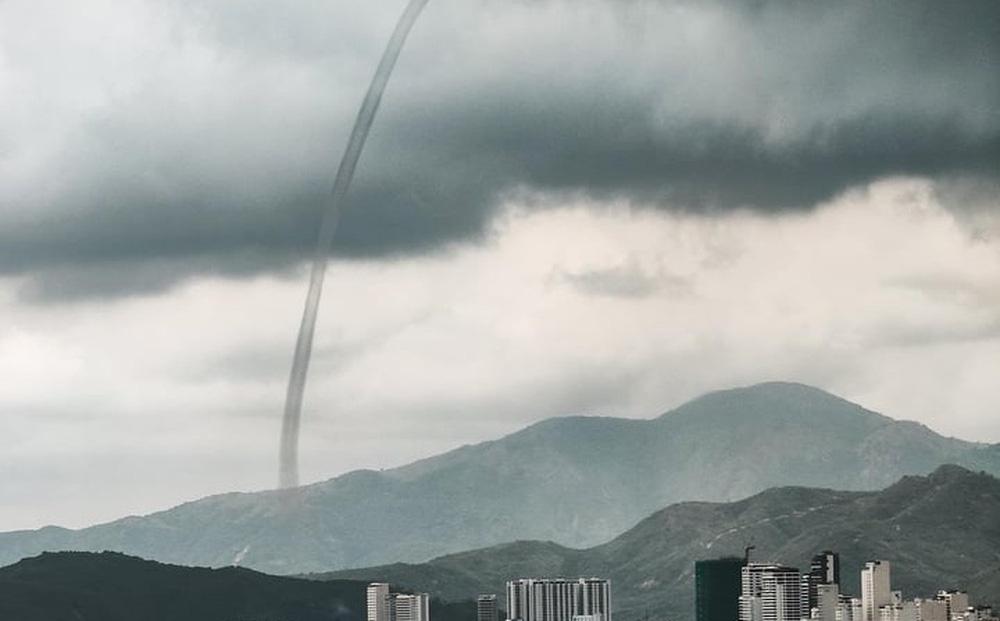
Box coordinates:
[3,0,998,299]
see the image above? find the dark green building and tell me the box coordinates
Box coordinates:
[695,557,744,621]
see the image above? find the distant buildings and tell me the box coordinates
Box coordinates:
[367,582,430,621]
[506,578,611,621]
[694,553,996,621]
[938,591,971,620]
[918,597,949,621]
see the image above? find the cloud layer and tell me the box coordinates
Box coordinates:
[1,0,998,299]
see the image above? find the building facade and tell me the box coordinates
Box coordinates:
[696,557,745,621]
[369,583,392,621]
[815,583,839,621]
[861,561,892,621]
[738,563,802,621]
[938,591,970,619]
[479,594,499,621]
[506,578,611,621]
[393,593,430,621]
[807,551,842,612]
[368,582,430,621]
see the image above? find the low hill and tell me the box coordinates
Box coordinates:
[0,551,475,621]
[1,382,997,573]
[0,551,367,621]
[313,466,1000,621]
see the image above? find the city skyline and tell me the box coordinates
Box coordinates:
[700,552,994,621]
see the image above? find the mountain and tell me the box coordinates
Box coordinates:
[311,466,1000,621]
[0,551,475,621]
[2,382,998,573]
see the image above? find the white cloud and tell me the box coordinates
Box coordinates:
[3,177,998,530]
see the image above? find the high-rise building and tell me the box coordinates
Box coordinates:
[506,578,611,621]
[393,593,430,621]
[806,551,842,611]
[816,583,839,621]
[369,583,392,621]
[696,557,745,621]
[575,578,611,621]
[739,563,802,621]
[508,578,571,621]
[812,551,841,587]
[479,594,500,621]
[861,561,892,621]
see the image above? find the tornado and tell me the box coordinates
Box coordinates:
[279,0,430,489]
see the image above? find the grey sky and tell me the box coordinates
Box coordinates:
[1,0,999,530]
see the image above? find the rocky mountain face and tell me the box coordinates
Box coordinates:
[1,382,997,574]
[315,466,1000,621]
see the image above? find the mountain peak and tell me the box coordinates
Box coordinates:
[927,462,982,480]
[884,463,997,496]
[660,381,891,425]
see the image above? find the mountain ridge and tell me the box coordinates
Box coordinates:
[1,381,997,574]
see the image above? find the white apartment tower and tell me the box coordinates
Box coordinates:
[369,583,392,621]
[506,578,611,621]
[394,593,430,621]
[738,563,802,621]
[861,561,892,621]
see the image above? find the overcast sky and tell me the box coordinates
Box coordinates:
[2,0,999,531]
